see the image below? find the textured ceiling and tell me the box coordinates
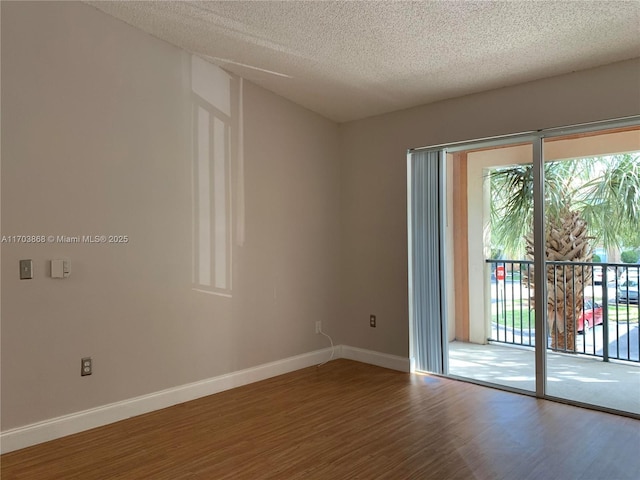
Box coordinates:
[87,1,640,122]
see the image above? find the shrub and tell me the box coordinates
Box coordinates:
[621,250,640,264]
[592,254,602,263]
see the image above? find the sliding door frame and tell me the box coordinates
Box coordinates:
[408,115,640,407]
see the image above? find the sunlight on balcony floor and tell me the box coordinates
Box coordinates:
[448,341,640,415]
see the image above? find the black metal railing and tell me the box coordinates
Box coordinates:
[486,260,639,363]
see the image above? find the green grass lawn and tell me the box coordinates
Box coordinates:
[492,302,638,329]
[492,306,535,330]
[608,304,640,322]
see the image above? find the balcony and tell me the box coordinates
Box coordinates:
[448,341,640,415]
[449,260,639,415]
[487,260,638,362]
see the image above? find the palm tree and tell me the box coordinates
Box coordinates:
[489,154,640,351]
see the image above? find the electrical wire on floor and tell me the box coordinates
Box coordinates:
[316,328,335,367]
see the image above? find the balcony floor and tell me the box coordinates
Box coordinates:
[448,341,640,415]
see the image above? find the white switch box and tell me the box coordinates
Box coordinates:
[51,259,70,278]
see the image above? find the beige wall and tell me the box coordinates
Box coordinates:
[1,1,340,430]
[339,58,640,357]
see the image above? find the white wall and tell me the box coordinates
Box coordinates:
[339,58,640,357]
[1,1,340,431]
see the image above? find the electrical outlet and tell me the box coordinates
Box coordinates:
[315,321,322,334]
[370,315,376,328]
[81,357,92,376]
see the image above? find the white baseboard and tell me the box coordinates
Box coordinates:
[340,345,411,372]
[0,345,408,453]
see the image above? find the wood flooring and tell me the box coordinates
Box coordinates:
[2,359,639,479]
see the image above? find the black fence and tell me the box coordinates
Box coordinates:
[486,260,639,363]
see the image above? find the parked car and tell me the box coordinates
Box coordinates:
[618,269,639,285]
[617,278,639,304]
[577,299,604,333]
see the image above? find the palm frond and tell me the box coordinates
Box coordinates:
[487,154,639,257]
[579,154,640,249]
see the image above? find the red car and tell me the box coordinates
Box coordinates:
[577,299,604,333]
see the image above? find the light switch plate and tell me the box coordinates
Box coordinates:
[19,259,33,279]
[51,259,70,278]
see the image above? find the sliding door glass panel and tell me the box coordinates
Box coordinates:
[542,131,640,415]
[444,142,535,392]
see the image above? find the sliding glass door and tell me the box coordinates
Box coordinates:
[448,140,536,392]
[408,118,640,417]
[542,130,640,415]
